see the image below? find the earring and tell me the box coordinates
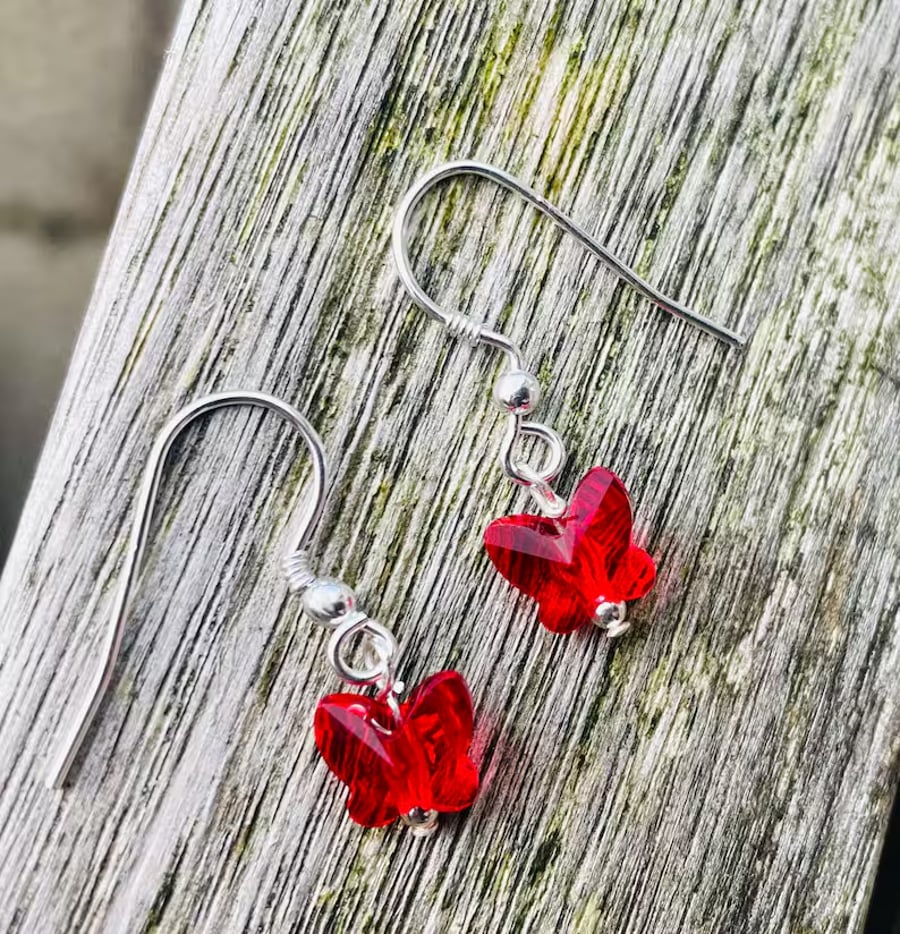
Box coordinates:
[49,391,478,835]
[393,161,746,638]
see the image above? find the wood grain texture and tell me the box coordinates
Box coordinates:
[1,0,898,931]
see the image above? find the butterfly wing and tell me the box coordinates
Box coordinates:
[533,581,600,633]
[484,513,593,633]
[609,541,656,601]
[314,694,401,827]
[484,513,569,600]
[403,671,478,813]
[569,467,656,604]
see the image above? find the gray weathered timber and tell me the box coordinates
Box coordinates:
[1,0,899,930]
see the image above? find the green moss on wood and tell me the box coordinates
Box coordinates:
[256,623,291,704]
[142,869,178,934]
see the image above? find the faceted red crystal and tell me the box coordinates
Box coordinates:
[484,467,656,633]
[314,670,478,827]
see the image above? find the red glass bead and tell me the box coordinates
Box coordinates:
[314,670,478,827]
[484,467,656,633]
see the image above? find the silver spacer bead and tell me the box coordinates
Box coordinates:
[593,601,629,638]
[401,807,439,837]
[301,578,357,625]
[493,369,541,415]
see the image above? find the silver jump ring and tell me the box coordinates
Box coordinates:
[327,612,399,687]
[501,415,566,486]
[515,463,568,518]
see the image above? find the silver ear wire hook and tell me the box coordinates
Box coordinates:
[48,391,332,790]
[392,159,746,356]
[392,161,746,515]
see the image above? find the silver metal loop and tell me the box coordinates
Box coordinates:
[49,391,328,790]
[392,160,747,360]
[327,612,399,687]
[500,414,567,487]
[516,464,568,519]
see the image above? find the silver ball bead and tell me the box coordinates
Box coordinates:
[401,807,439,837]
[301,579,356,624]
[492,369,541,414]
[594,601,629,638]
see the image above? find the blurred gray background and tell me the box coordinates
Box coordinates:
[0,0,178,562]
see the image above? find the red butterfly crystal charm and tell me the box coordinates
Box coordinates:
[483,467,655,634]
[314,670,478,828]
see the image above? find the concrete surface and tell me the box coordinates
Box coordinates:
[0,0,178,559]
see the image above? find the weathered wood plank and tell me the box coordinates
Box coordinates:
[1,0,898,931]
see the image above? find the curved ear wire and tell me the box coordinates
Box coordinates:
[392,160,746,361]
[48,391,327,790]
